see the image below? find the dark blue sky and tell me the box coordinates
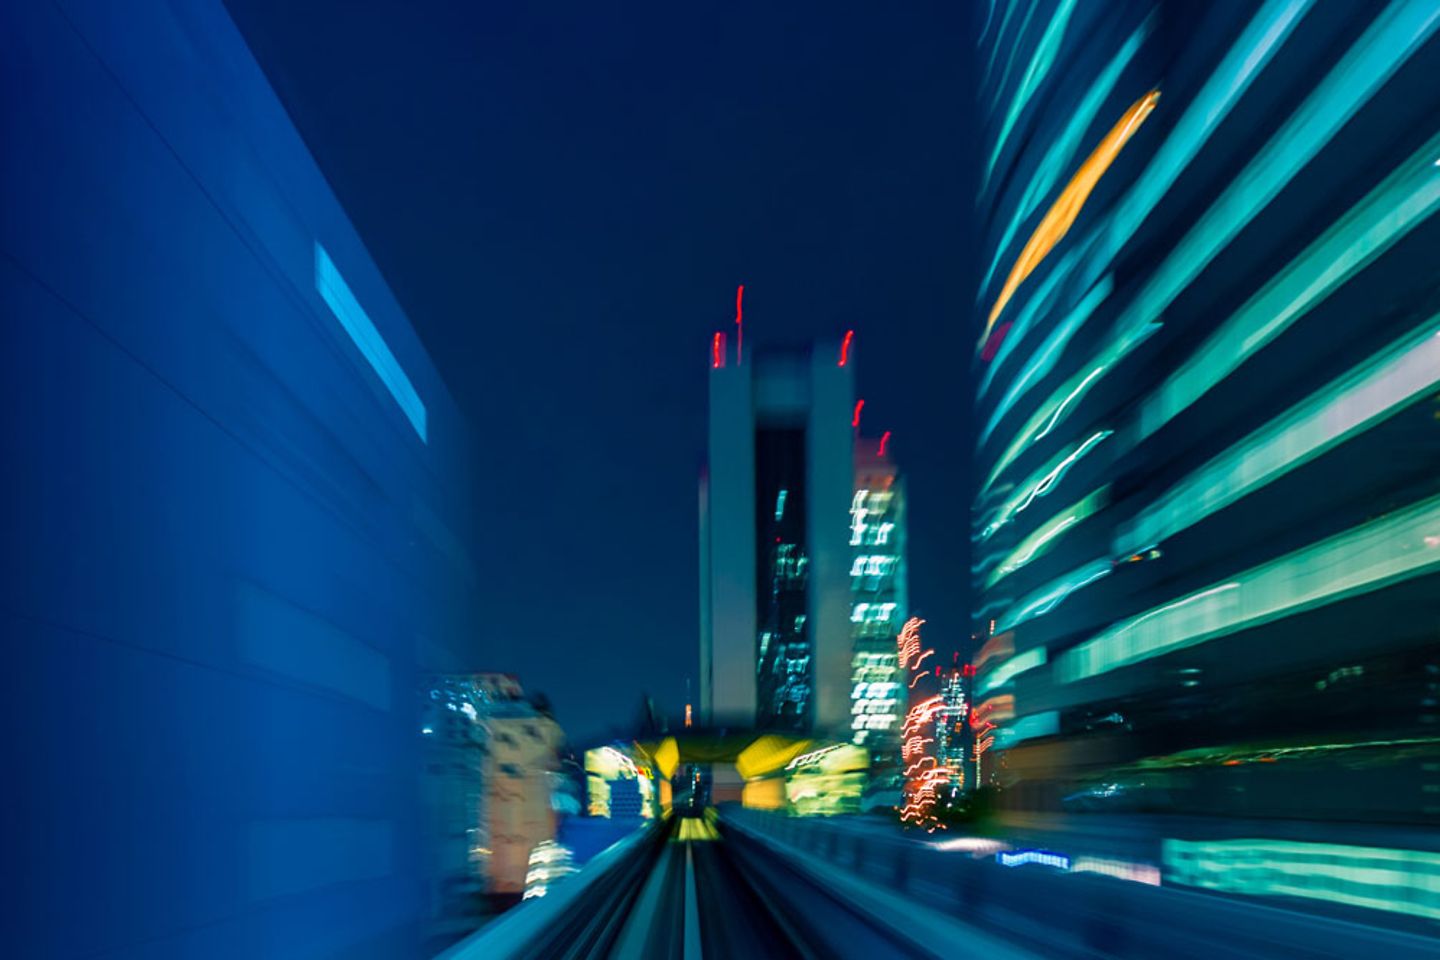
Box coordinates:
[226,0,975,741]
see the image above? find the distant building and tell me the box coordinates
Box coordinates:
[934,662,971,796]
[700,338,856,735]
[583,744,660,821]
[850,436,909,754]
[523,841,578,901]
[420,674,565,909]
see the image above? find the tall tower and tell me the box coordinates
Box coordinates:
[849,434,908,756]
[700,336,855,734]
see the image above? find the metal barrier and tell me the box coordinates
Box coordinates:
[721,808,1440,960]
[435,822,662,960]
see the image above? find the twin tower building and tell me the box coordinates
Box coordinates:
[699,334,907,749]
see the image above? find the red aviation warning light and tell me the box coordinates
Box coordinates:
[878,431,891,457]
[735,285,745,365]
[852,399,865,429]
[711,331,726,369]
[838,329,854,366]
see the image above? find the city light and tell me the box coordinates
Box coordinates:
[24,0,1440,955]
[981,89,1160,350]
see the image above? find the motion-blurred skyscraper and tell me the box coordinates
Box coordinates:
[971,0,1440,823]
[699,336,856,735]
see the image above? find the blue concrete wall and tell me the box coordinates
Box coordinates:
[1,1,479,956]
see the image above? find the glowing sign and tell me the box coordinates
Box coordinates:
[997,849,1072,870]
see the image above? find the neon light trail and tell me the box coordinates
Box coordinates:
[839,328,855,366]
[897,617,949,829]
[852,398,865,429]
[981,89,1161,351]
[878,431,891,457]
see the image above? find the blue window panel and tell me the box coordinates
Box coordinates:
[314,242,427,442]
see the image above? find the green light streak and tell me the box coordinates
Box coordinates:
[980,22,1146,300]
[982,275,1113,439]
[981,0,1436,494]
[1060,491,1440,682]
[984,0,1079,187]
[977,647,1048,695]
[982,430,1112,542]
[1165,838,1440,922]
[984,320,1156,491]
[1121,319,1440,555]
[1140,130,1440,440]
[987,487,1107,589]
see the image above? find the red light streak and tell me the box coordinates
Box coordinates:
[735,285,745,365]
[896,618,924,669]
[897,617,949,828]
[711,331,725,368]
[877,431,891,457]
[852,399,865,429]
[980,321,1012,362]
[839,329,854,366]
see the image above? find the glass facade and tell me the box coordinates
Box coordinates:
[972,0,1440,823]
[755,427,813,729]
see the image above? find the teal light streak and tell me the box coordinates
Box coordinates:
[978,647,1047,695]
[981,0,1026,108]
[1122,318,1440,555]
[1090,0,1314,281]
[985,0,1080,188]
[981,275,1113,442]
[1102,0,1440,386]
[1140,131,1440,440]
[982,430,1112,542]
[979,243,1086,399]
[1060,491,1440,683]
[999,559,1112,632]
[987,487,1107,589]
[982,0,1435,495]
[982,318,1156,493]
[1165,839,1440,922]
[979,22,1146,302]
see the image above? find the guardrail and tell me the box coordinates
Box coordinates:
[721,808,1440,960]
[435,821,662,960]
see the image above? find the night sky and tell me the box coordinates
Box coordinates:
[225,0,976,742]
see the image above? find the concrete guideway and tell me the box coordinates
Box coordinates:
[438,810,1044,959]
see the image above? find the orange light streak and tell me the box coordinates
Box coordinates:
[981,89,1161,350]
